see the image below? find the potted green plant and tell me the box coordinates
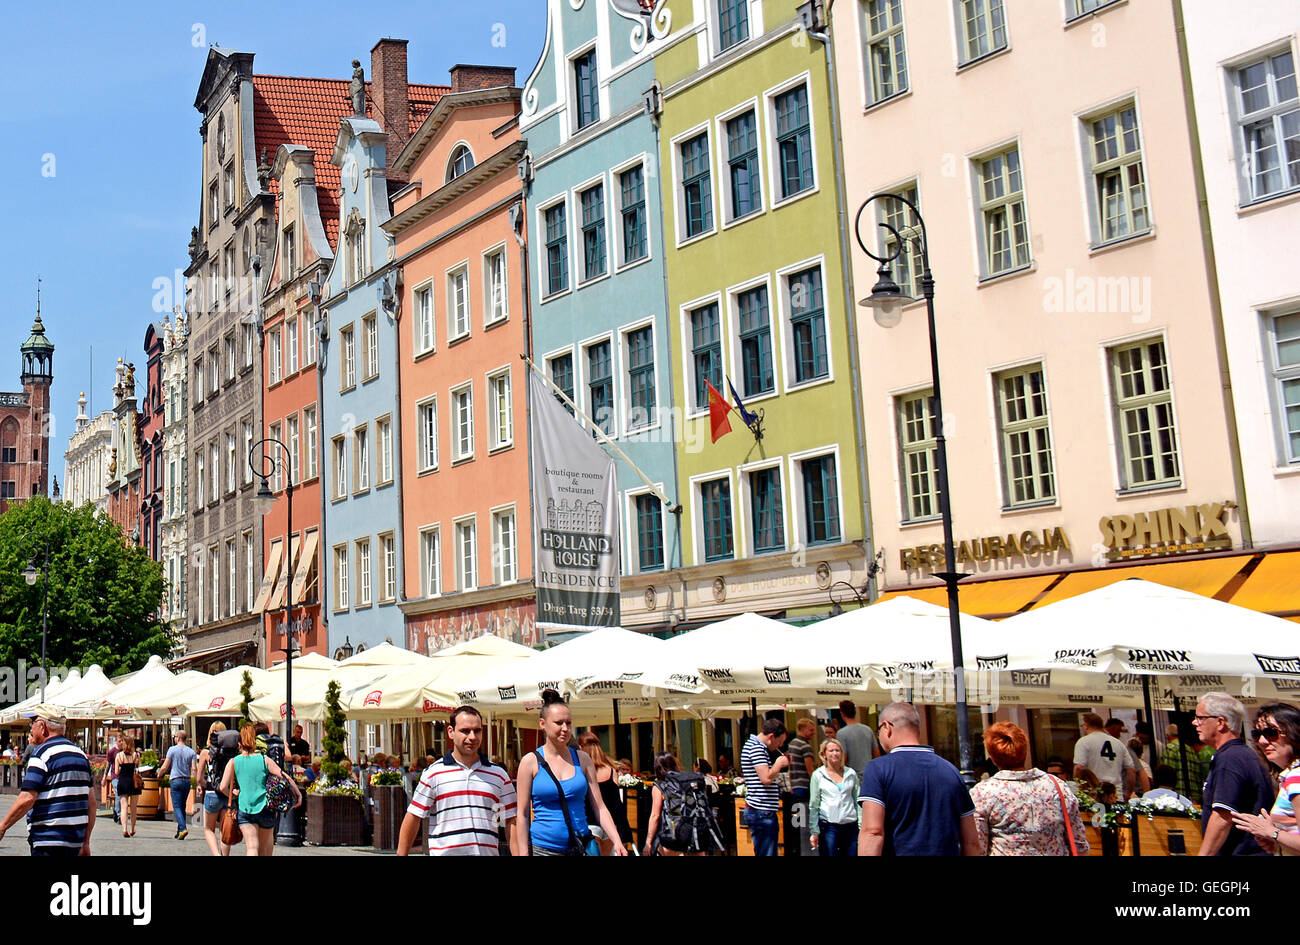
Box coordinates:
[138,750,163,819]
[305,681,364,846]
[370,769,406,851]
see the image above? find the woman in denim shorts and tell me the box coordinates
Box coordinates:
[219,723,301,855]
[197,722,231,856]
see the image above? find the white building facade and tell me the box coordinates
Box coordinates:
[160,313,190,632]
[63,392,113,513]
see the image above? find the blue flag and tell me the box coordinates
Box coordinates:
[727,376,759,430]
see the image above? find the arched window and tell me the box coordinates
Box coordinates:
[446,144,475,183]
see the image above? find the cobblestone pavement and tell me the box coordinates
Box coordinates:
[0,804,404,857]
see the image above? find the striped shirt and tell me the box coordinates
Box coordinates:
[741,735,779,812]
[21,736,92,850]
[406,753,517,856]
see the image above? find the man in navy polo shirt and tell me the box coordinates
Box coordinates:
[0,707,95,856]
[1194,691,1272,856]
[858,702,979,856]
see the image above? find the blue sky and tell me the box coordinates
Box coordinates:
[0,1,548,483]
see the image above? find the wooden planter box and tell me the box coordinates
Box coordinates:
[372,785,406,851]
[735,801,785,856]
[305,793,365,846]
[160,783,197,817]
[1120,815,1202,856]
[138,776,161,819]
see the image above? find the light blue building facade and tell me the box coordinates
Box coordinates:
[320,116,406,655]
[522,0,683,635]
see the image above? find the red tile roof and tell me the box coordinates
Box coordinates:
[252,76,449,249]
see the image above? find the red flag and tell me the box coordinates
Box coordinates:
[706,379,733,443]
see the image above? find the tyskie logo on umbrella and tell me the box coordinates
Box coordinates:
[1255,654,1300,677]
[1273,678,1300,692]
[1010,670,1051,689]
[497,685,518,701]
[764,667,792,685]
[977,655,1009,670]
[1067,694,1104,703]
[363,691,382,707]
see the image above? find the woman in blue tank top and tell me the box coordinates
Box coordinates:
[514,690,628,856]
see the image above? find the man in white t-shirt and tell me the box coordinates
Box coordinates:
[1073,713,1136,798]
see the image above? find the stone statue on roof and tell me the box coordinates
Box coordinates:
[350,60,365,116]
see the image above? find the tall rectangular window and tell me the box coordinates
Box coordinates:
[453,385,474,461]
[691,304,723,411]
[492,509,517,584]
[619,165,648,265]
[898,391,938,520]
[333,545,349,610]
[354,425,370,492]
[717,0,750,51]
[789,266,829,383]
[226,433,236,493]
[210,443,220,503]
[378,417,393,483]
[545,204,569,296]
[549,354,575,415]
[242,421,254,485]
[287,415,300,486]
[737,286,773,397]
[581,184,607,281]
[340,326,356,389]
[774,85,814,199]
[489,370,513,449]
[636,494,664,572]
[485,248,508,324]
[210,546,220,621]
[878,186,923,299]
[701,477,734,562]
[863,0,908,105]
[332,437,347,500]
[958,0,1007,64]
[363,314,379,380]
[1269,311,1300,462]
[587,341,614,436]
[225,334,236,381]
[417,398,438,471]
[749,467,785,554]
[242,324,254,369]
[243,531,254,612]
[421,527,441,597]
[269,424,282,492]
[226,539,236,617]
[681,133,714,239]
[356,539,372,606]
[574,49,599,130]
[996,366,1055,506]
[195,552,204,625]
[726,111,761,219]
[1088,104,1149,243]
[381,534,396,602]
[627,327,656,429]
[1110,339,1180,488]
[448,268,470,341]
[304,407,318,480]
[801,455,841,544]
[283,226,296,281]
[269,329,282,384]
[456,520,477,591]
[287,317,299,374]
[304,314,316,365]
[977,148,1031,276]
[416,285,435,354]
[1233,51,1300,201]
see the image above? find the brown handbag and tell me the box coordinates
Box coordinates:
[132,769,143,791]
[220,807,242,845]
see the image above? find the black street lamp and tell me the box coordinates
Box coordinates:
[19,536,50,703]
[827,581,866,616]
[854,192,974,787]
[249,435,302,845]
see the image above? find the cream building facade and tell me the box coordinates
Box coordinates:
[63,392,113,513]
[829,0,1250,601]
[160,312,189,633]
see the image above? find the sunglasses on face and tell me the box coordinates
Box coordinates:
[1253,726,1282,741]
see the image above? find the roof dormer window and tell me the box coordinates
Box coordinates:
[447,144,475,183]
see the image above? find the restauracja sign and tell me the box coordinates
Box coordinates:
[900,527,1070,570]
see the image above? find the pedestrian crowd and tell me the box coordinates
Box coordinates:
[3,689,1297,857]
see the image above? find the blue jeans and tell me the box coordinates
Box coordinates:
[747,809,780,857]
[171,778,191,832]
[818,821,858,856]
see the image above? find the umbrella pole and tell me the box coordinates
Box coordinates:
[612,699,621,761]
[751,698,758,734]
[1140,674,1158,770]
[1173,696,1192,799]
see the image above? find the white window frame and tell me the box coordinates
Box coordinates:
[331,435,347,501]
[679,291,730,421]
[875,181,924,301]
[287,316,300,375]
[419,525,441,598]
[242,421,254,485]
[708,0,762,58]
[787,445,847,549]
[195,551,205,626]
[739,457,788,558]
[573,174,611,286]
[491,504,518,585]
[487,367,514,451]
[1079,97,1152,247]
[483,243,509,327]
[454,516,478,592]
[861,0,909,108]
[269,423,283,492]
[379,532,397,603]
[226,433,236,494]
[725,274,779,406]
[567,40,603,136]
[243,530,254,613]
[226,539,236,617]
[447,263,471,342]
[776,255,836,394]
[1225,45,1300,205]
[689,468,738,566]
[414,281,436,355]
[763,73,820,210]
[581,330,619,439]
[304,406,318,481]
[536,194,572,302]
[715,98,765,229]
[340,324,356,391]
[621,319,661,434]
[612,155,653,272]
[303,314,317,366]
[1105,335,1182,491]
[362,313,379,382]
[287,414,300,486]
[416,395,439,473]
[672,122,718,247]
[992,362,1057,508]
[970,142,1032,279]
[953,0,1008,66]
[356,538,372,607]
[624,485,668,575]
[333,544,350,611]
[377,414,394,485]
[210,442,220,504]
[353,423,370,494]
[1264,307,1300,465]
[895,386,940,522]
[452,382,475,463]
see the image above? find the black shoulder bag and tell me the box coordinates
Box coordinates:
[535,748,592,856]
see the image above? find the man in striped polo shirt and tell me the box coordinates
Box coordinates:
[397,705,516,856]
[0,707,95,856]
[741,718,790,856]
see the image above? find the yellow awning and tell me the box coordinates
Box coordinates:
[252,540,284,615]
[1029,555,1252,608]
[876,574,1058,617]
[291,531,320,606]
[269,535,301,611]
[1223,551,1300,616]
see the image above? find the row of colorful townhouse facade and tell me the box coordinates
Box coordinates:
[167,0,1300,674]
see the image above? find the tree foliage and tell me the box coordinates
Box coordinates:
[0,497,171,681]
[238,670,253,728]
[321,680,347,782]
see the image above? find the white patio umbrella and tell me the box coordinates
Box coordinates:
[267,651,339,674]
[102,670,210,721]
[66,655,175,719]
[133,665,277,719]
[0,668,78,723]
[335,641,431,669]
[247,661,404,723]
[45,665,115,712]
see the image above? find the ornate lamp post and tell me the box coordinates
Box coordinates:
[19,536,50,703]
[854,192,974,786]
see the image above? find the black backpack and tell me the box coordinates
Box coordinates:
[207,730,239,792]
[654,771,724,855]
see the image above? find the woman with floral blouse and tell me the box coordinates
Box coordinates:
[971,722,1089,856]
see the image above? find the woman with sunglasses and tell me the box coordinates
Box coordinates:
[1231,703,1300,854]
